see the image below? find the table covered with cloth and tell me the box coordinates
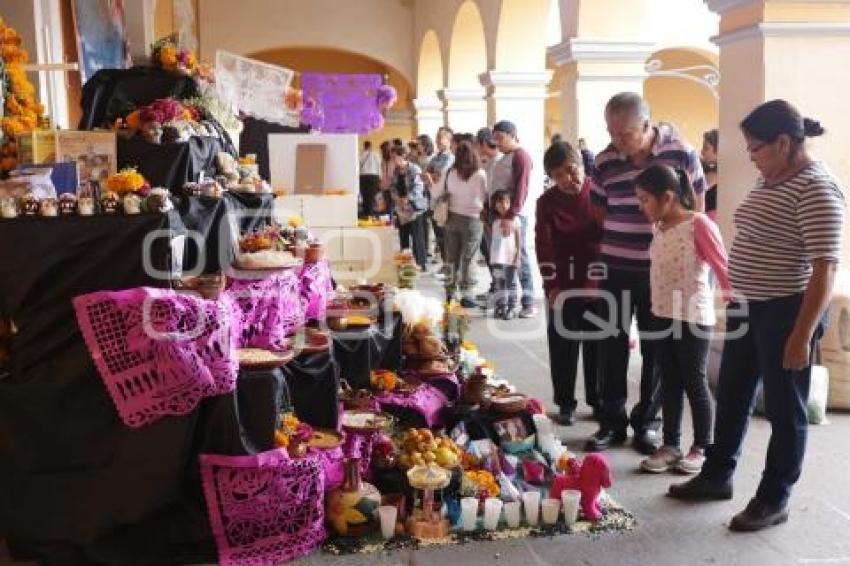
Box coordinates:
[0,208,334,564]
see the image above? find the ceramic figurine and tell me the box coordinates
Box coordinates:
[22,193,40,216]
[58,194,78,216]
[39,198,58,217]
[123,193,142,215]
[144,188,173,213]
[101,191,120,214]
[1,197,18,219]
[549,453,612,522]
[78,196,95,216]
[143,122,163,144]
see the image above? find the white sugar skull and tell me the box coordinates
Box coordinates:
[78,197,95,216]
[39,198,58,217]
[123,193,142,215]
[0,197,18,219]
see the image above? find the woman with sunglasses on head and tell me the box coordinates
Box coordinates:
[669,100,845,533]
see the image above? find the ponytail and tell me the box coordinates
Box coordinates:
[674,169,696,211]
[635,164,695,211]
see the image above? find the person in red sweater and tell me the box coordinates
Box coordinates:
[537,141,605,425]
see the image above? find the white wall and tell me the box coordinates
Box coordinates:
[645,0,719,53]
[198,0,416,83]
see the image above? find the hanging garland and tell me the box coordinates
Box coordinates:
[0,16,45,177]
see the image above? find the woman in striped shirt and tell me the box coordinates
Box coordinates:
[669,100,845,532]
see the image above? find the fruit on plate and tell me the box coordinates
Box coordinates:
[398,428,462,470]
[341,314,372,327]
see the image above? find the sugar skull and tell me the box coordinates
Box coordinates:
[23,193,40,216]
[58,194,78,216]
[0,197,18,219]
[101,191,120,214]
[39,198,58,217]
[123,193,142,215]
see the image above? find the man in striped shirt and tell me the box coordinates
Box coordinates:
[585,92,706,455]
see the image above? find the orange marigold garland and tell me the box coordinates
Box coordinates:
[1,17,46,178]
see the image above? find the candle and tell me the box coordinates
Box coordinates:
[503,501,521,528]
[562,489,581,526]
[522,490,541,526]
[542,498,560,525]
[483,498,503,531]
[378,505,398,539]
[460,497,478,532]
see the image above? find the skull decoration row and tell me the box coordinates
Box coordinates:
[0,188,173,218]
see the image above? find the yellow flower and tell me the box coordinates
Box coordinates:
[287,214,304,228]
[282,414,300,430]
[105,168,146,195]
[159,46,178,68]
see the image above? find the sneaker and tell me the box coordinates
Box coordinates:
[494,306,505,319]
[584,428,628,452]
[641,446,683,474]
[518,305,538,319]
[729,498,789,532]
[676,447,706,475]
[503,307,518,321]
[460,297,477,309]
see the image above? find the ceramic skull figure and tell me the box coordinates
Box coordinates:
[39,198,58,217]
[101,191,120,214]
[144,188,174,213]
[123,193,142,215]
[0,197,18,219]
[23,193,40,216]
[58,194,78,216]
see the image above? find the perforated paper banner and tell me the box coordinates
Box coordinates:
[215,50,296,126]
[300,73,383,133]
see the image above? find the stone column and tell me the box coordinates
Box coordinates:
[547,39,655,153]
[482,69,553,298]
[439,88,487,135]
[412,97,444,139]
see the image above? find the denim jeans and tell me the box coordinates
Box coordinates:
[517,215,534,308]
[702,294,823,507]
[491,265,517,309]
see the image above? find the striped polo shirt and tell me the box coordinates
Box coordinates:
[590,124,706,271]
[729,161,845,301]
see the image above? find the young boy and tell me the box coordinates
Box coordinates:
[536,141,604,425]
[489,190,522,319]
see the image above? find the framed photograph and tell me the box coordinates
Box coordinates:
[492,417,528,444]
[55,131,117,187]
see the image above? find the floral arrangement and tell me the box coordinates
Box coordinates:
[273,413,313,449]
[462,469,501,499]
[104,168,149,195]
[138,97,194,125]
[151,37,197,74]
[0,17,46,177]
[370,369,397,392]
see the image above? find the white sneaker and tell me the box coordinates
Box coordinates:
[676,447,706,475]
[640,445,682,474]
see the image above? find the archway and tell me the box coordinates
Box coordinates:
[644,48,719,148]
[415,30,445,138]
[495,0,549,71]
[444,1,488,133]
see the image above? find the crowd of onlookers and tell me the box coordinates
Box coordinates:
[361,91,846,534]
